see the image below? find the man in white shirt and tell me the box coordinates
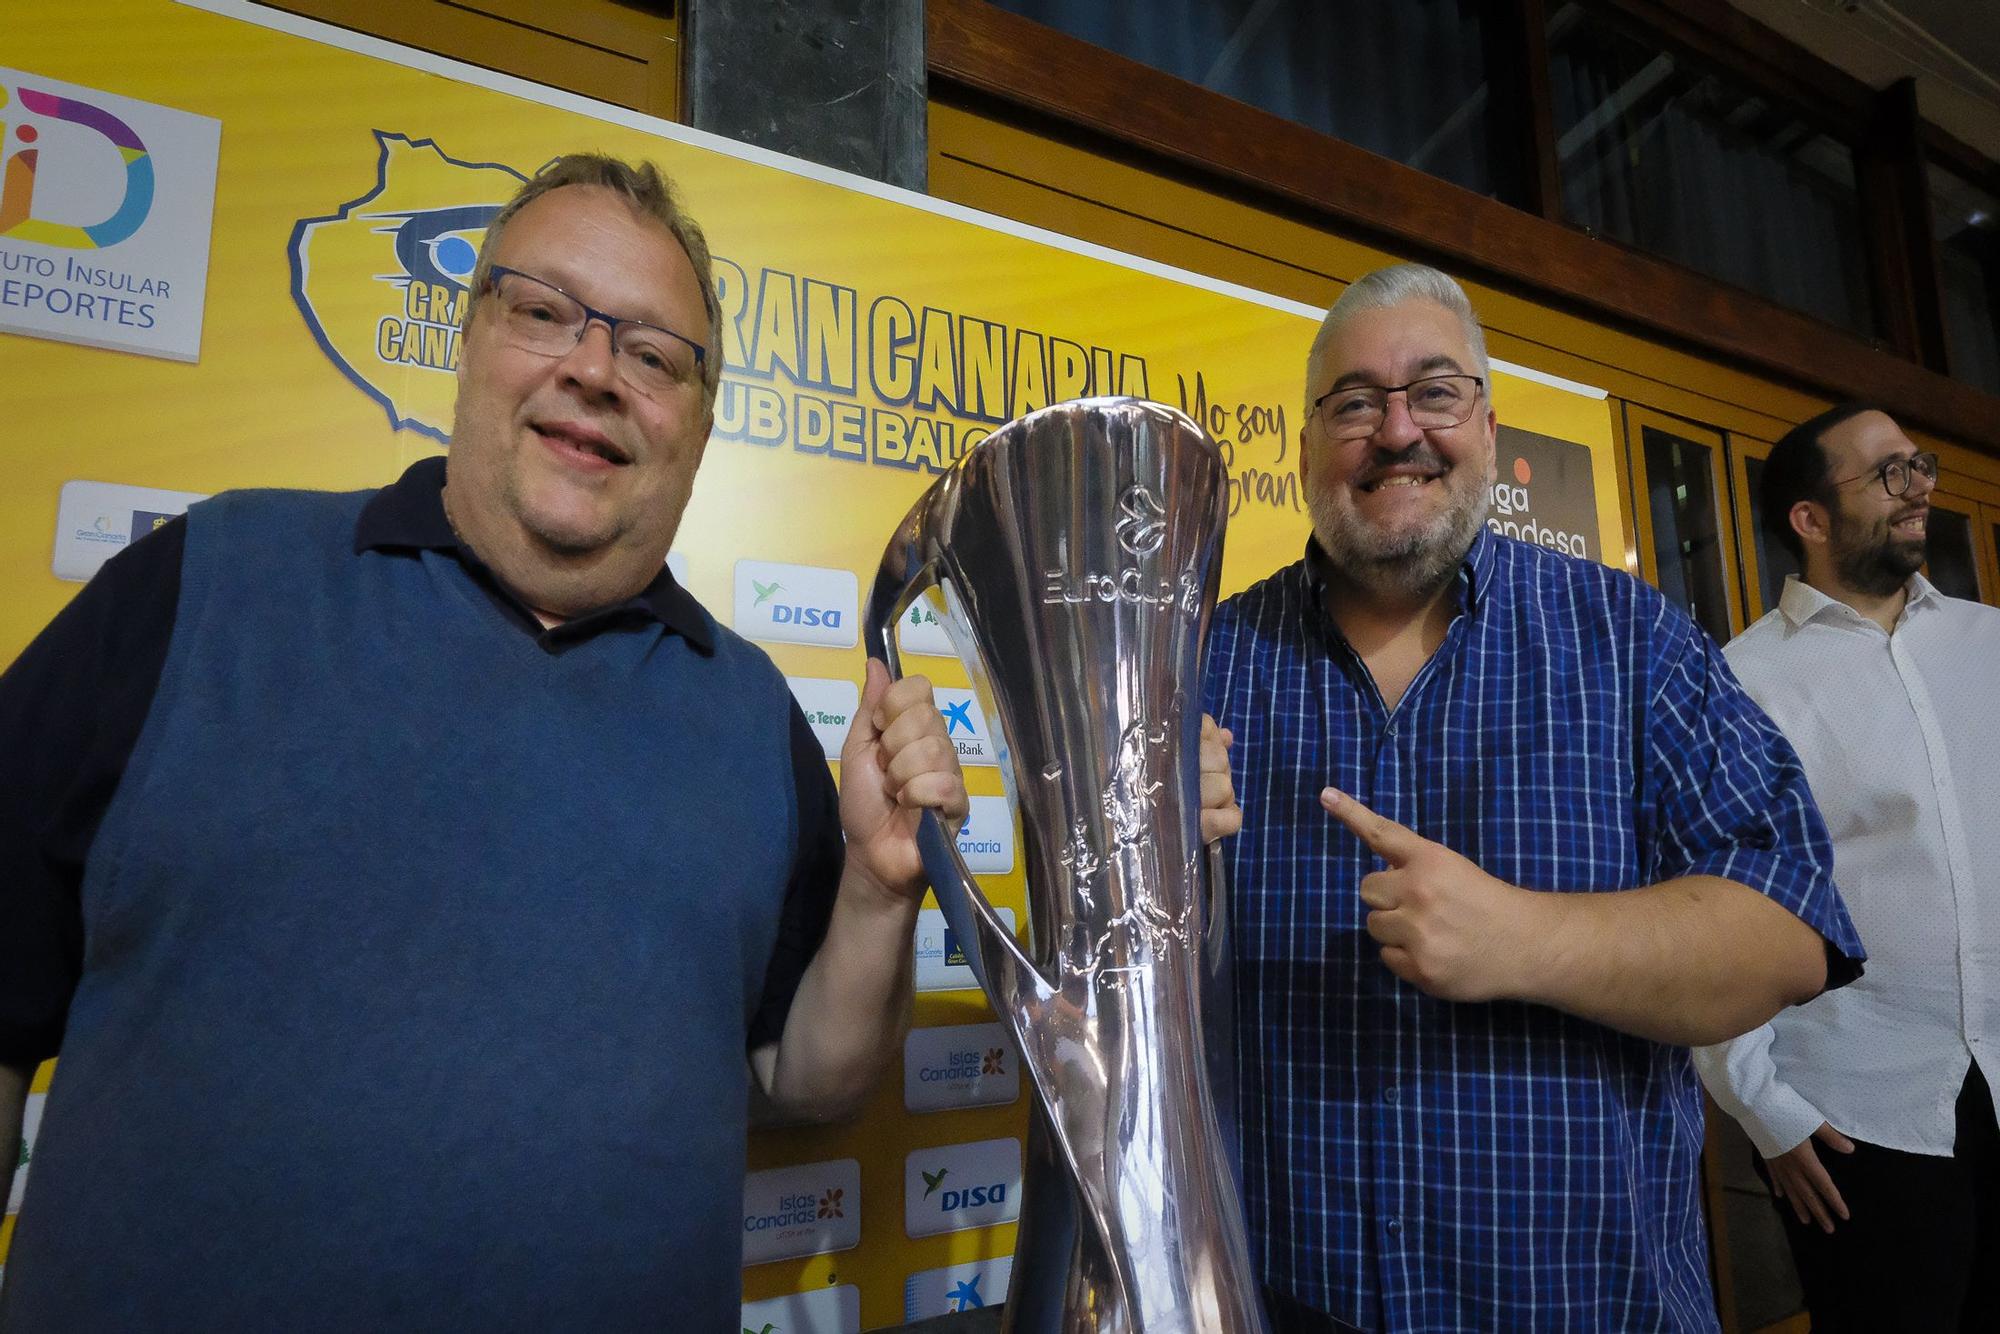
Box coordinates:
[1694,402,1999,1332]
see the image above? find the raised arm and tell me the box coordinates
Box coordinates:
[750,661,967,1121]
[1323,789,1823,1045]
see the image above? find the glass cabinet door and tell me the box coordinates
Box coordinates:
[1621,405,1742,641]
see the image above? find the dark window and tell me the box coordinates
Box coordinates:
[1926,506,1980,601]
[1929,162,2000,396]
[1742,454,1800,615]
[985,0,1507,199]
[1548,4,1873,337]
[1642,426,1732,642]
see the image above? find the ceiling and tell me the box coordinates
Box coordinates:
[1729,0,2000,163]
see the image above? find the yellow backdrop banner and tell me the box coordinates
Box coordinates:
[0,3,1618,1325]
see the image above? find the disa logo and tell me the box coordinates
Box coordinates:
[291,132,526,442]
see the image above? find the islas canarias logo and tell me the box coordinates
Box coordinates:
[291,133,527,442]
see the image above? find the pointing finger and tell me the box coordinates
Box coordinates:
[1321,788,1426,866]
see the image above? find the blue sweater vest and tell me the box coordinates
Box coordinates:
[5,488,807,1331]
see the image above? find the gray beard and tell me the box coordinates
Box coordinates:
[1310,477,1490,604]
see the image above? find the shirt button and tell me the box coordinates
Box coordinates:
[1383,1085,1400,1104]
[1386,1218,1403,1237]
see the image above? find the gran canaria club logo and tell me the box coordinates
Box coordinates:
[291,133,527,442]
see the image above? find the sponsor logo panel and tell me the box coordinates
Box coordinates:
[933,686,996,767]
[914,906,1015,993]
[904,1256,1014,1319]
[6,1091,45,1216]
[51,479,205,581]
[740,1158,861,1266]
[734,559,857,648]
[896,596,955,657]
[954,796,1014,874]
[904,1022,1019,1114]
[738,1284,860,1334]
[786,676,858,758]
[904,1137,1023,1238]
[0,67,221,361]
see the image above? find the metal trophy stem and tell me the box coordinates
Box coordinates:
[865,397,1267,1333]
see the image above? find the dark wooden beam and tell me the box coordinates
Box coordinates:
[1860,79,1950,372]
[925,0,2000,458]
[1486,0,1563,221]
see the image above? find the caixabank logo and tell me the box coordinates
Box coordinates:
[903,1256,1014,1320]
[903,1137,1022,1238]
[291,133,527,442]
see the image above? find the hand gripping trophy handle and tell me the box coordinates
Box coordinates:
[864,397,1268,1333]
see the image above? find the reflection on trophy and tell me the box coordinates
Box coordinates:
[865,397,1268,1332]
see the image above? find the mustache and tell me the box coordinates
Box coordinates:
[1357,441,1449,484]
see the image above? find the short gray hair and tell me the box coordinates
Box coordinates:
[1305,263,1491,416]
[464,153,723,411]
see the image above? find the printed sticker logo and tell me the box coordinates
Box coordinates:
[904,1256,1015,1319]
[51,479,206,582]
[955,796,1014,874]
[787,677,859,759]
[291,133,527,441]
[904,1138,1022,1238]
[933,687,998,767]
[740,1159,861,1266]
[738,1285,859,1334]
[914,906,1015,992]
[904,1021,1021,1114]
[734,560,858,648]
[0,68,221,361]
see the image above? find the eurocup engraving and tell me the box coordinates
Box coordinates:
[865,397,1267,1332]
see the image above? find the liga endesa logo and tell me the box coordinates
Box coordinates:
[291,132,526,442]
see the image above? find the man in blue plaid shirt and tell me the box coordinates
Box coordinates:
[1198,264,1863,1332]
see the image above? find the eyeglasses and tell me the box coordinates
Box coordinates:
[1312,374,1485,440]
[1826,451,1939,497]
[482,265,706,397]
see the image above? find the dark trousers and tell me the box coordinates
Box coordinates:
[1757,1063,2000,1333]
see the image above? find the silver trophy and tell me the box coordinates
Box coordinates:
[865,397,1268,1332]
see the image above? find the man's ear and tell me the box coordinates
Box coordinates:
[1790,498,1828,550]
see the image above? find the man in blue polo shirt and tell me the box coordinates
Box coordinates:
[0,155,966,1330]
[1201,263,1862,1332]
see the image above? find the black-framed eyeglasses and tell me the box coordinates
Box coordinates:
[1312,373,1485,440]
[482,265,707,397]
[1827,450,1939,497]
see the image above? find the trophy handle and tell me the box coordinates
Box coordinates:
[1201,841,1246,1185]
[863,532,1055,1015]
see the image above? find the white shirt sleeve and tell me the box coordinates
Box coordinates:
[1692,1024,1827,1159]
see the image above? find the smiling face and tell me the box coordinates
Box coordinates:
[1300,298,1497,600]
[445,184,713,582]
[1811,409,1934,597]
